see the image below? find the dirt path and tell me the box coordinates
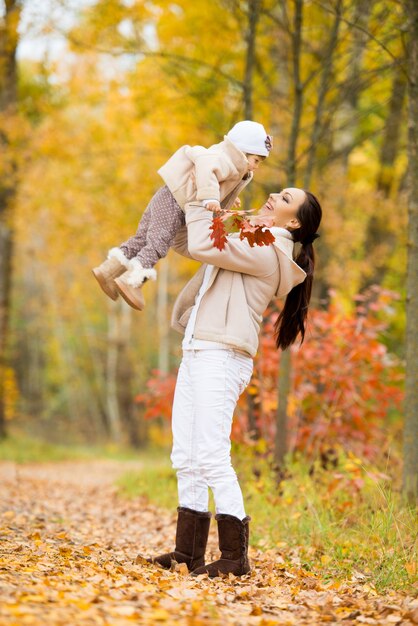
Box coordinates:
[0,460,416,625]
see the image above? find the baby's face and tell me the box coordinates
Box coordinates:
[246,154,264,172]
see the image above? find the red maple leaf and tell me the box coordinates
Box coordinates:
[210,211,275,250]
[240,224,276,247]
[210,216,228,250]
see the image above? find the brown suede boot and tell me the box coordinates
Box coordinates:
[147,507,212,571]
[92,257,127,300]
[191,514,251,578]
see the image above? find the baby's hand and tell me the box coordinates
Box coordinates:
[233,197,241,208]
[205,201,221,212]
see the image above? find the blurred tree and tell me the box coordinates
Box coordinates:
[303,0,343,189]
[274,0,304,467]
[403,0,418,503]
[0,0,20,438]
[362,62,407,289]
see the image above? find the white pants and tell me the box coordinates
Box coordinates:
[170,349,253,519]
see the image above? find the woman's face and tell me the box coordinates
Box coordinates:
[257,188,306,228]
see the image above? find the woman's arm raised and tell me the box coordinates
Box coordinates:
[185,202,278,277]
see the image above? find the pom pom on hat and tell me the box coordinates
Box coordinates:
[226,120,272,157]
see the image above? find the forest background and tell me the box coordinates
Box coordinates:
[0,0,417,502]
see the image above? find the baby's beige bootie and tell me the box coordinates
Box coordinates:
[114,277,146,311]
[114,259,157,311]
[92,248,129,300]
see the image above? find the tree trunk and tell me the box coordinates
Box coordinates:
[117,301,143,447]
[157,258,169,374]
[243,0,261,120]
[303,0,343,188]
[106,302,123,441]
[313,0,373,303]
[403,0,418,503]
[376,66,407,196]
[286,0,303,187]
[361,63,407,289]
[0,0,20,439]
[247,386,261,440]
[274,0,304,467]
[242,0,261,433]
[107,299,142,446]
[241,0,261,214]
[333,0,374,166]
[0,1,18,112]
[275,348,291,464]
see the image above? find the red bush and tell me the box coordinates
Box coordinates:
[242,286,404,459]
[135,369,177,420]
[136,288,404,461]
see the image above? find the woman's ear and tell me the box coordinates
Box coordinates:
[285,217,301,230]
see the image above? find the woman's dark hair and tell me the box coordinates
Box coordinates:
[274,190,322,350]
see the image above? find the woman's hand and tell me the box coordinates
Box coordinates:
[233,197,241,208]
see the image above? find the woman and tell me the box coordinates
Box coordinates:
[147,187,322,578]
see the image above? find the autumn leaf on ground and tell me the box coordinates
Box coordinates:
[1,460,416,626]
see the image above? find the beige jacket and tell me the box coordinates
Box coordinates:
[171,204,307,357]
[158,136,253,211]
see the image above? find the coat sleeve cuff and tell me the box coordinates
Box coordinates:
[185,203,212,224]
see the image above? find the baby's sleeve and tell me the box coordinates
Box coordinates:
[187,148,233,202]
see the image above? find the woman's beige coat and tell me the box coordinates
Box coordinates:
[171,203,307,357]
[158,137,253,211]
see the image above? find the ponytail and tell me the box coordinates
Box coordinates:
[274,191,322,350]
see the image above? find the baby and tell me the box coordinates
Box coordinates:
[93,120,272,310]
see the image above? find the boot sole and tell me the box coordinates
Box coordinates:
[114,277,145,311]
[92,268,119,301]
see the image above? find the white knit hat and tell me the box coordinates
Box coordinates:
[226,120,272,157]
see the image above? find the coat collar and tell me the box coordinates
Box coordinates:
[270,228,306,297]
[270,226,293,240]
[270,227,295,257]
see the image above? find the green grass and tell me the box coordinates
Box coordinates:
[0,432,140,464]
[117,443,417,594]
[118,450,177,509]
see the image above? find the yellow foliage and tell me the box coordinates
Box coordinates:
[0,367,19,421]
[4,0,407,435]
